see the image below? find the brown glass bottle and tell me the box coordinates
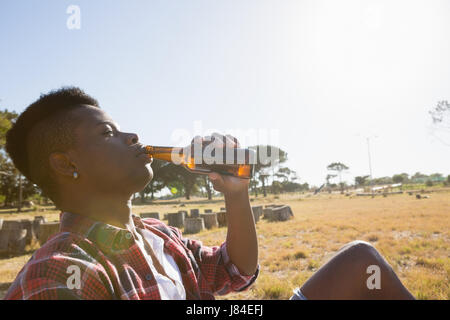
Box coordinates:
[143,145,255,179]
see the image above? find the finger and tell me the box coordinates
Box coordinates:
[225,134,240,148]
[188,135,204,156]
[211,132,226,148]
[190,135,203,144]
[208,172,220,181]
[208,172,224,188]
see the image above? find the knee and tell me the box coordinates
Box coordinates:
[339,240,382,265]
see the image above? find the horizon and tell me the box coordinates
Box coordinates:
[1,0,449,187]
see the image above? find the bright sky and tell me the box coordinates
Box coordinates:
[1,0,449,186]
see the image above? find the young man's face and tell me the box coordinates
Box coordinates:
[67,105,153,196]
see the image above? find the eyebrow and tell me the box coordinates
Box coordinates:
[96,121,121,131]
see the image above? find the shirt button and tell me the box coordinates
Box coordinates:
[125,232,132,240]
[145,274,152,281]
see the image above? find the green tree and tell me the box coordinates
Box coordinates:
[429,100,450,146]
[258,172,270,197]
[200,175,213,200]
[326,174,337,186]
[158,163,200,200]
[248,145,287,197]
[392,174,406,184]
[274,166,298,184]
[327,162,349,193]
[355,175,370,187]
[0,109,40,209]
[0,109,18,149]
[411,172,428,183]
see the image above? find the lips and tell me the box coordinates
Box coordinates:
[135,145,147,157]
[135,145,153,163]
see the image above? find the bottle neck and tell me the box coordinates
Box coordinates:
[145,145,255,165]
[144,146,184,163]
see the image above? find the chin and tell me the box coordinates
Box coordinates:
[135,165,153,190]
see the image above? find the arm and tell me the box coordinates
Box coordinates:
[206,133,258,276]
[222,181,258,276]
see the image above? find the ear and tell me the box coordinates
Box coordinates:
[49,152,77,178]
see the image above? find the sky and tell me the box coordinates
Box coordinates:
[1,0,449,187]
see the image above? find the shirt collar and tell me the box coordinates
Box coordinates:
[59,211,145,253]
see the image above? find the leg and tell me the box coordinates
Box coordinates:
[298,240,415,300]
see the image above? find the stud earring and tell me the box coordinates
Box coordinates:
[73,171,79,179]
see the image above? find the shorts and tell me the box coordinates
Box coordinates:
[289,287,308,300]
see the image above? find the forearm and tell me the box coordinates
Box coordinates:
[225,189,258,276]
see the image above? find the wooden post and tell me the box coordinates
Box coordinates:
[190,209,200,218]
[20,219,35,245]
[140,212,160,220]
[201,213,218,229]
[17,174,23,213]
[38,222,60,246]
[2,221,27,254]
[251,205,263,223]
[216,211,227,227]
[168,212,184,228]
[267,205,293,222]
[184,218,205,234]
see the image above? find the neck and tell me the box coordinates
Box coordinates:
[58,192,135,230]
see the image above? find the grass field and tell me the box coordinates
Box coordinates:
[1,190,449,300]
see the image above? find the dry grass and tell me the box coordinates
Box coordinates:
[0,190,449,300]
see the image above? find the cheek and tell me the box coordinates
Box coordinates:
[78,147,126,178]
[80,148,147,183]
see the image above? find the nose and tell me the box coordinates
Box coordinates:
[126,132,139,145]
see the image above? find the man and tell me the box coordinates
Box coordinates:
[4,87,258,299]
[4,87,414,300]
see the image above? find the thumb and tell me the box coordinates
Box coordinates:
[208,172,221,181]
[208,172,224,188]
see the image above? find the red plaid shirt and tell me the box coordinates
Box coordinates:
[4,211,259,300]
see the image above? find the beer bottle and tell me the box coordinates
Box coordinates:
[143,144,255,179]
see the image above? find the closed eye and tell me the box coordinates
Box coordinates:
[103,130,114,137]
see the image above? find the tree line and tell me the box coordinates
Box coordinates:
[0,109,306,207]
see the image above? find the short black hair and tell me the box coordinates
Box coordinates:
[6,87,99,202]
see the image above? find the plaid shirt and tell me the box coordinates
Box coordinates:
[4,211,259,300]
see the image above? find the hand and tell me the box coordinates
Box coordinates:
[208,171,250,197]
[190,133,250,197]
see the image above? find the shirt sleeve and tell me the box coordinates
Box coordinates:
[167,226,259,296]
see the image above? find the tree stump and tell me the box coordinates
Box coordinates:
[39,222,60,246]
[201,213,218,229]
[0,229,11,254]
[267,205,293,222]
[262,208,273,220]
[20,219,35,245]
[8,229,27,254]
[2,221,27,254]
[184,218,204,234]
[190,209,200,218]
[140,212,160,220]
[178,210,188,219]
[33,216,47,240]
[216,211,227,227]
[251,206,263,223]
[2,220,22,230]
[168,212,184,228]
